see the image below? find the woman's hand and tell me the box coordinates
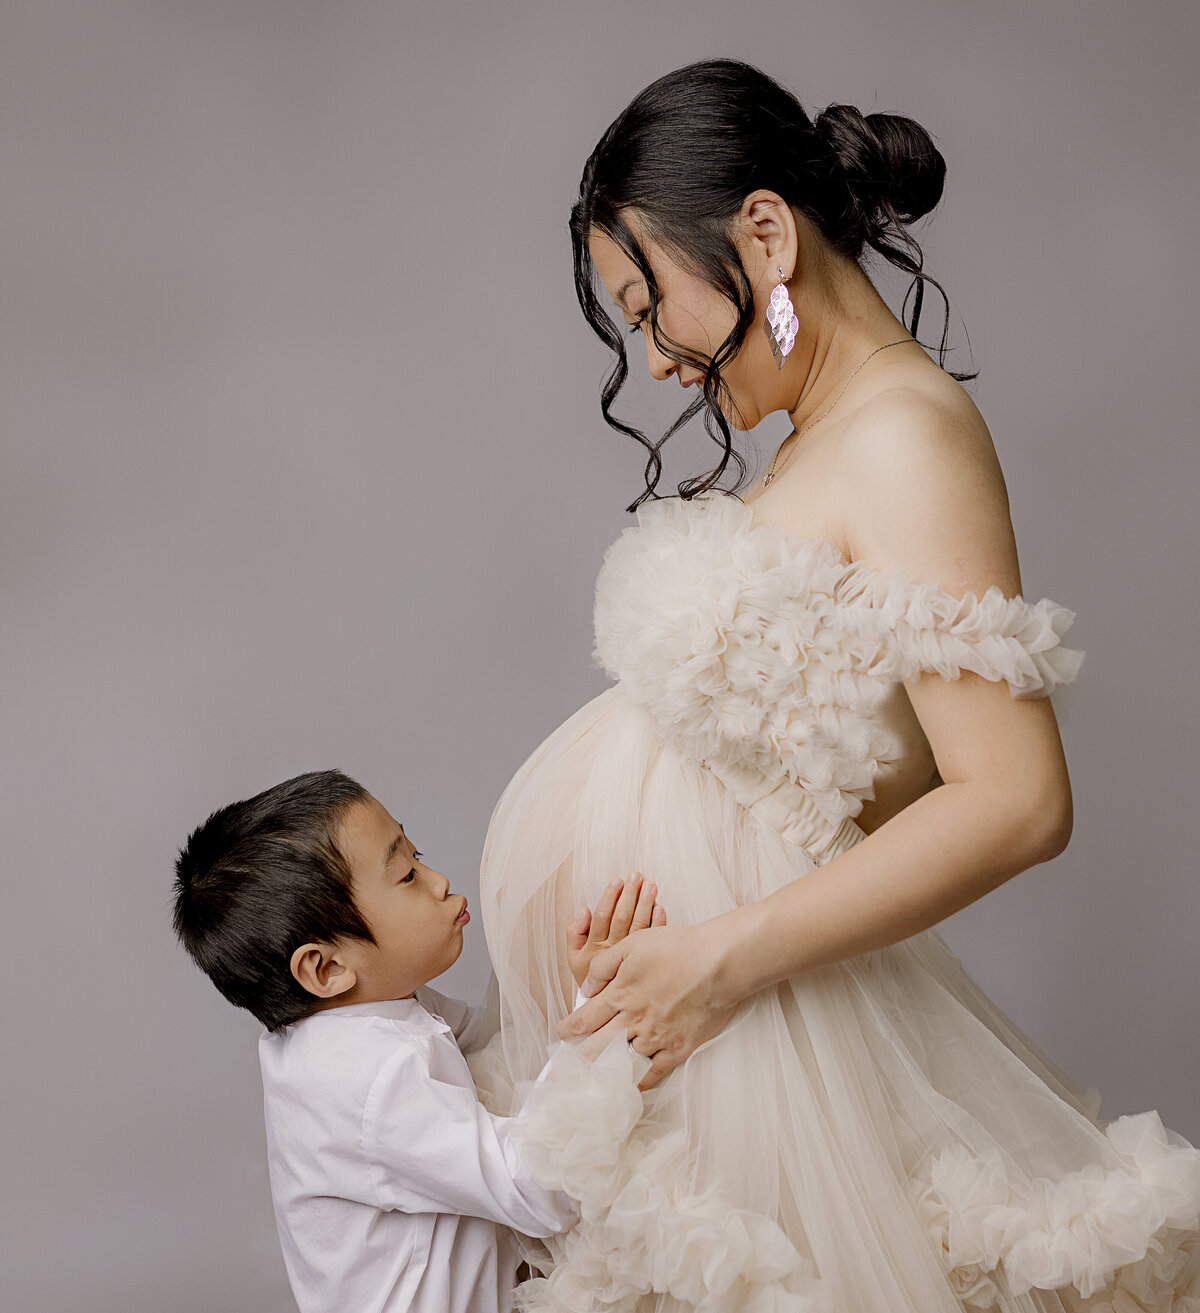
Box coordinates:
[556,918,741,1090]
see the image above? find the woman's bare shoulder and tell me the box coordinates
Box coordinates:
[840,375,1000,474]
[834,378,1022,597]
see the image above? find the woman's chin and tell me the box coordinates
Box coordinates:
[715,393,757,431]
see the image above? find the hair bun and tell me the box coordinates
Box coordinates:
[815,103,945,228]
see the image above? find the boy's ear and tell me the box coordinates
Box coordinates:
[290,942,357,1000]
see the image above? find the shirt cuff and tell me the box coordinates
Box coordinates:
[528,988,597,1088]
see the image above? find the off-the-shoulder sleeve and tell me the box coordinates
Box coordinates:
[839,563,1085,699]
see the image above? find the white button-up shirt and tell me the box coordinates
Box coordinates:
[258,985,577,1313]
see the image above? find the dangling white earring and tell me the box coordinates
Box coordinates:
[764,265,799,370]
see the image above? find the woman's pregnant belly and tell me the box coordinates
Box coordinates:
[478,683,825,1080]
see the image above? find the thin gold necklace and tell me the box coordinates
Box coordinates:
[761,338,914,488]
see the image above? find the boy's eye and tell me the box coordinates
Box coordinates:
[399,851,423,883]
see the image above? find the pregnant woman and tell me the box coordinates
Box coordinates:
[475,59,1200,1312]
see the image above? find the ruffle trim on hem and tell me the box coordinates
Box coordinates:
[513,1039,1200,1312]
[511,1036,829,1312]
[912,1110,1200,1311]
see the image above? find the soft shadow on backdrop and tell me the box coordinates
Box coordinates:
[2,3,1197,1309]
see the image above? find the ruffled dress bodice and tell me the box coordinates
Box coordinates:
[592,493,1084,856]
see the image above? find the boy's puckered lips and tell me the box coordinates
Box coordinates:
[454,896,470,927]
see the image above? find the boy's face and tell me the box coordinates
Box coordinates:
[332,794,470,1001]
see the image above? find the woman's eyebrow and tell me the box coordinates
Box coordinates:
[614,276,643,307]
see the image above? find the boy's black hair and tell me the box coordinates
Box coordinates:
[173,769,375,1031]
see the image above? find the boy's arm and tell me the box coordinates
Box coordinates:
[362,1038,577,1237]
[360,878,665,1232]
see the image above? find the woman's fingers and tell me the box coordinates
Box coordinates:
[557,941,632,1037]
[587,879,623,943]
[627,1031,684,1091]
[606,871,644,941]
[571,1013,629,1062]
[581,938,630,1002]
[625,1030,680,1091]
[637,1052,677,1092]
[557,989,620,1039]
[651,903,667,927]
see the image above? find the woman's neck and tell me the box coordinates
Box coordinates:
[782,248,914,437]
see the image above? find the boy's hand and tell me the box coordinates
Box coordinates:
[566,872,665,989]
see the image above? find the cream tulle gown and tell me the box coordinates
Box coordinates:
[469,492,1200,1313]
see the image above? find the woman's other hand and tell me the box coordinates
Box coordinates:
[557,919,739,1091]
[565,872,665,989]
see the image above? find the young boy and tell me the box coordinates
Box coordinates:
[172,768,661,1313]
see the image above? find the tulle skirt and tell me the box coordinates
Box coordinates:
[473,684,1200,1312]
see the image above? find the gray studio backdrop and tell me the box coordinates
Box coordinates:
[3,2,1197,1309]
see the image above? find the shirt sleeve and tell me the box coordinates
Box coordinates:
[418,976,501,1055]
[361,1036,577,1236]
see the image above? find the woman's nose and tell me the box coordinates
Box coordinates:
[643,327,675,382]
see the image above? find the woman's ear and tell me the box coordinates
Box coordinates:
[736,189,799,284]
[290,942,357,1000]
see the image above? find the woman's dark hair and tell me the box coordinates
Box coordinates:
[569,57,974,509]
[172,769,375,1032]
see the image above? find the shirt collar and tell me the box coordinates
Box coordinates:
[307,993,452,1035]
